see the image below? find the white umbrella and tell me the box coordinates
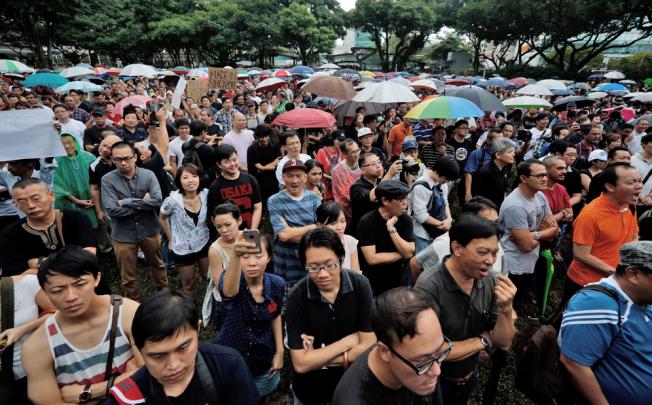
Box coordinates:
[622,91,646,99]
[588,91,609,99]
[516,84,553,96]
[631,93,652,103]
[56,81,103,93]
[187,68,208,78]
[604,71,625,80]
[0,59,35,74]
[389,77,411,86]
[536,79,567,90]
[120,64,158,78]
[310,71,332,78]
[255,77,286,92]
[502,96,552,109]
[410,79,441,91]
[352,81,419,104]
[318,63,340,70]
[619,79,636,85]
[59,66,94,78]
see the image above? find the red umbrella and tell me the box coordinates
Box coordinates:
[446,79,471,86]
[107,67,122,76]
[272,108,336,128]
[274,69,290,78]
[375,72,385,78]
[508,77,529,86]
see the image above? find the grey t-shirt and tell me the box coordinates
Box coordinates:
[499,188,551,275]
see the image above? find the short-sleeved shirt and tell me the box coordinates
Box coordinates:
[332,346,442,405]
[350,177,377,236]
[83,125,116,149]
[412,122,433,144]
[0,209,96,275]
[464,147,492,174]
[541,183,571,215]
[247,142,281,197]
[207,172,261,230]
[223,129,255,168]
[286,270,374,404]
[88,157,115,186]
[447,137,474,170]
[357,210,414,295]
[559,276,652,405]
[415,259,498,378]
[419,143,454,170]
[268,190,320,282]
[472,160,510,208]
[216,272,285,377]
[388,124,413,157]
[567,194,638,286]
[117,126,148,144]
[499,188,552,275]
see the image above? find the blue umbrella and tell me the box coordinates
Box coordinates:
[23,73,68,88]
[596,83,627,91]
[569,82,591,90]
[56,81,103,93]
[290,66,314,76]
[485,78,509,88]
[550,88,573,96]
[405,96,485,119]
[75,63,93,69]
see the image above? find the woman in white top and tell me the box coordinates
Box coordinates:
[160,163,211,297]
[0,274,54,401]
[315,200,360,272]
[201,203,242,329]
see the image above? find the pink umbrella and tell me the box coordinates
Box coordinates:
[272,108,336,128]
[115,95,149,115]
[602,106,636,122]
[508,77,529,86]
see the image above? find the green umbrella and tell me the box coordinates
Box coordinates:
[404,96,484,120]
[22,73,69,88]
[644,78,652,87]
[540,249,555,317]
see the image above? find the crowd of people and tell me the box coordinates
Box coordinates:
[0,72,650,405]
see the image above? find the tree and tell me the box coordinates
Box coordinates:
[348,0,440,71]
[427,31,472,61]
[608,52,652,82]
[278,3,338,65]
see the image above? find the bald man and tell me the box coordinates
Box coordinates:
[223,112,255,171]
[90,134,122,251]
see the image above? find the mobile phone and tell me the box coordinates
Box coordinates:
[242,229,261,253]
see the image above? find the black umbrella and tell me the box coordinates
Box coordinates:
[444,85,506,112]
[551,95,596,111]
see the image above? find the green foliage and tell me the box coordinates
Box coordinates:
[278,3,339,65]
[608,52,652,82]
[427,31,472,61]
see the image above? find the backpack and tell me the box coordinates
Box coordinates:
[513,285,622,404]
[411,180,447,239]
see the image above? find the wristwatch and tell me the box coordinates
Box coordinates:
[387,227,398,234]
[561,210,568,218]
[534,231,541,240]
[79,384,92,403]
[479,336,491,350]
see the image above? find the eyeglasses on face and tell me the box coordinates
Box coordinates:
[305,262,339,273]
[387,336,453,375]
[112,156,135,163]
[528,173,548,179]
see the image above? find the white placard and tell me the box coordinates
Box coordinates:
[172,77,187,109]
[0,109,65,160]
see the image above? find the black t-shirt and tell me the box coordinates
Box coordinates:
[0,209,96,275]
[89,157,115,186]
[350,177,377,237]
[357,210,413,295]
[139,144,171,198]
[332,346,442,405]
[105,342,259,405]
[207,173,261,231]
[246,141,281,197]
[472,160,509,208]
[83,125,116,150]
[207,123,223,136]
[522,115,537,130]
[446,138,474,171]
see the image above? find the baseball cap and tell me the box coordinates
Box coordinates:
[375,180,410,200]
[245,99,257,107]
[282,159,307,173]
[357,127,373,138]
[91,107,106,116]
[619,241,652,271]
[588,149,607,162]
[402,139,418,151]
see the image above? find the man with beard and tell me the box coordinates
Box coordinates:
[542,156,573,224]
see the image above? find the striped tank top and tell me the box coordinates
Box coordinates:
[45,300,134,386]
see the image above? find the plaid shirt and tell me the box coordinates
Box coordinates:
[213,108,234,133]
[71,107,89,123]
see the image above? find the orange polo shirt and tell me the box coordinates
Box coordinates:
[388,124,413,157]
[568,194,638,286]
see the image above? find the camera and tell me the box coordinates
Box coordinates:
[401,159,421,176]
[517,130,532,142]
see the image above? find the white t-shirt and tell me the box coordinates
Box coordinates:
[60,119,87,146]
[342,234,358,271]
[275,153,312,186]
[168,136,191,166]
[223,129,255,168]
[13,275,41,379]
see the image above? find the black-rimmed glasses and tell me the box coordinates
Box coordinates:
[387,336,453,375]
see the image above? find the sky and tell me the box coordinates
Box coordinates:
[338,0,356,11]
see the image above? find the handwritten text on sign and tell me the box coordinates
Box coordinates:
[208,68,237,90]
[186,80,210,102]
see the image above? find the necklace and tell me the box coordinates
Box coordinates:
[183,195,201,211]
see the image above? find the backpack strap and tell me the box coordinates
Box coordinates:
[196,351,219,405]
[105,295,123,380]
[0,277,14,384]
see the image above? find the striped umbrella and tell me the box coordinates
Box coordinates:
[0,59,35,74]
[404,96,484,119]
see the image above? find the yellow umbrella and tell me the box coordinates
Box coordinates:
[359,70,376,78]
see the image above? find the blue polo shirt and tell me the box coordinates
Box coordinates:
[464,147,493,174]
[559,276,652,405]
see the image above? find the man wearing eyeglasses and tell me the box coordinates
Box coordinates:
[101,141,168,301]
[333,287,448,405]
[286,228,376,405]
[415,215,517,405]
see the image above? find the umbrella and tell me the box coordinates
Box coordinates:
[588,91,608,99]
[187,68,208,78]
[508,77,529,86]
[619,79,636,85]
[107,67,122,75]
[272,108,336,128]
[645,78,652,87]
[536,79,566,90]
[255,77,286,92]
[404,96,483,120]
[334,101,387,118]
[22,73,68,88]
[516,84,553,96]
[273,69,290,78]
[445,79,471,86]
[334,69,361,81]
[607,90,630,97]
[631,93,652,103]
[484,78,509,88]
[248,69,261,76]
[540,249,555,317]
[171,66,190,74]
[59,66,94,78]
[318,63,340,70]
[550,88,573,96]
[444,86,506,112]
[290,66,314,76]
[55,81,103,93]
[622,91,645,99]
[359,70,376,78]
[93,67,107,75]
[352,81,419,104]
[502,96,552,109]
[604,71,625,80]
[595,83,627,91]
[120,64,158,78]
[75,63,93,69]
[114,95,149,115]
[410,79,439,91]
[551,96,596,111]
[389,77,411,86]
[587,74,604,81]
[310,96,338,107]
[568,82,591,90]
[0,59,35,74]
[302,76,357,100]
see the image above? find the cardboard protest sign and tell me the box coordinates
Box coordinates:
[0,109,65,160]
[186,80,210,102]
[209,68,237,90]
